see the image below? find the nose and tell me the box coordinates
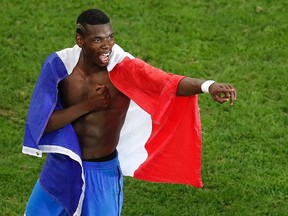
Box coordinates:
[101,37,113,49]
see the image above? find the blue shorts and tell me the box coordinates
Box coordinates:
[82,156,124,216]
[25,154,124,216]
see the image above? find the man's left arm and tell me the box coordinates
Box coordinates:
[176,77,237,105]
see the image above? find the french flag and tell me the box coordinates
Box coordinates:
[23,44,203,215]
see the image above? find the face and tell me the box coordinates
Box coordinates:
[76,22,115,67]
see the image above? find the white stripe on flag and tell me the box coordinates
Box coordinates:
[117,100,152,176]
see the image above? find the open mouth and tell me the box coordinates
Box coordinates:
[99,52,111,64]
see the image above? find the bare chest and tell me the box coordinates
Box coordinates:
[60,70,128,108]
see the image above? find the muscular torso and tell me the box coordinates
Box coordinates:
[59,67,130,160]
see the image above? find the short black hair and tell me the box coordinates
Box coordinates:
[76,9,110,35]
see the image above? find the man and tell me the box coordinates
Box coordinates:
[23,8,236,216]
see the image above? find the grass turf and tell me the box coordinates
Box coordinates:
[0,0,287,215]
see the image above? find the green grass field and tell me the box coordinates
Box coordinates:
[1,0,287,215]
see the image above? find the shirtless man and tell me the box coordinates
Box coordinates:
[24,9,236,216]
[45,24,130,160]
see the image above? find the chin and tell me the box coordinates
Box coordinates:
[98,63,109,69]
[95,60,109,68]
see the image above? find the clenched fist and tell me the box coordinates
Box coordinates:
[85,84,111,112]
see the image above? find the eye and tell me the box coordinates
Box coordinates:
[94,37,102,43]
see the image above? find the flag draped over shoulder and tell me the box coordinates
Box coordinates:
[23,44,203,216]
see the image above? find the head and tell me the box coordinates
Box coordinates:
[76,9,115,67]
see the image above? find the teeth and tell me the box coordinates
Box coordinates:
[99,52,110,63]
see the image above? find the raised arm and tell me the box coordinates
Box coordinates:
[176,77,237,105]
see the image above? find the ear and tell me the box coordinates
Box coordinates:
[76,34,84,48]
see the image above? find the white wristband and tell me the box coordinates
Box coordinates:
[201,80,215,93]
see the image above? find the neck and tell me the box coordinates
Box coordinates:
[77,52,107,75]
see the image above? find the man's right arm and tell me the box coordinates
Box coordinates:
[45,85,110,133]
[45,102,90,133]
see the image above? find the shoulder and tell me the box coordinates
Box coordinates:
[55,45,81,75]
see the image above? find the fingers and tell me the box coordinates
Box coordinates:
[86,84,111,108]
[95,85,109,97]
[222,85,236,105]
[225,84,236,105]
[97,86,110,105]
[229,89,237,105]
[213,95,225,104]
[94,83,105,91]
[95,84,106,92]
[210,83,237,105]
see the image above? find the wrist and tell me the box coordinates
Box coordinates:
[201,80,215,93]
